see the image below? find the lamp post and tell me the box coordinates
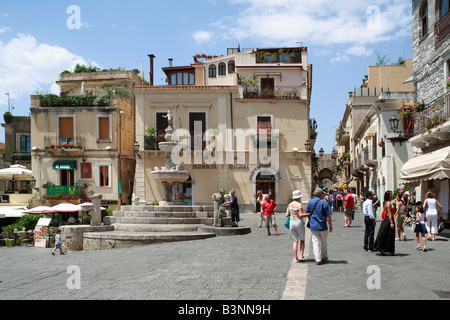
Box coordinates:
[304,140,311,152]
[388,115,407,145]
[389,116,400,133]
[134,142,141,158]
[319,148,325,158]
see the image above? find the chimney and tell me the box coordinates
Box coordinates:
[168,58,173,67]
[148,54,155,86]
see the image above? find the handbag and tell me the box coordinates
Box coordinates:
[306,199,321,229]
[438,220,445,233]
[284,216,290,229]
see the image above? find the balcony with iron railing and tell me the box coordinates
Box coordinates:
[44,137,86,151]
[11,151,31,162]
[255,50,302,64]
[240,85,306,100]
[435,11,450,48]
[408,91,450,138]
[362,146,377,168]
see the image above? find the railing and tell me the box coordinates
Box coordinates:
[362,146,377,167]
[256,51,302,64]
[11,151,31,162]
[409,91,450,137]
[241,85,304,100]
[44,137,85,149]
[435,11,450,47]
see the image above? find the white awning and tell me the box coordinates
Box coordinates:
[363,121,378,140]
[0,206,27,218]
[399,146,450,184]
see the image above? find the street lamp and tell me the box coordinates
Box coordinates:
[319,148,325,158]
[134,142,141,158]
[29,176,36,188]
[304,140,311,152]
[389,116,400,133]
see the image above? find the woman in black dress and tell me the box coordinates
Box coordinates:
[374,191,396,256]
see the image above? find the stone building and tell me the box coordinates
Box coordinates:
[399,0,450,220]
[133,47,315,210]
[335,60,415,197]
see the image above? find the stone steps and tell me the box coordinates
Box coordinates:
[105,216,214,225]
[83,231,217,250]
[81,204,249,250]
[86,205,218,250]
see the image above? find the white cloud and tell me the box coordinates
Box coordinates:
[209,0,411,58]
[192,30,214,44]
[0,26,12,34]
[0,33,89,105]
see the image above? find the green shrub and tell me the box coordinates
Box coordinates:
[3,112,13,123]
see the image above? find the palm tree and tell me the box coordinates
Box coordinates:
[375,52,390,66]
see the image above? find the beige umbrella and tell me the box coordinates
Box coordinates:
[0,164,32,181]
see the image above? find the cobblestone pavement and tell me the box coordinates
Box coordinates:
[1,208,449,300]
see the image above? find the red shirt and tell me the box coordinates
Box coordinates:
[262,199,277,216]
[344,193,354,209]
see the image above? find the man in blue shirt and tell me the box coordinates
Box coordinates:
[306,188,333,265]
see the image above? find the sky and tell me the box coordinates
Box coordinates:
[0,0,413,153]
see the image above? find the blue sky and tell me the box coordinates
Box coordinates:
[0,0,413,153]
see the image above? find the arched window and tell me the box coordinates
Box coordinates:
[420,1,428,37]
[209,65,216,78]
[218,62,226,76]
[228,60,235,73]
[440,0,449,19]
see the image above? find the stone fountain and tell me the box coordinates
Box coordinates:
[151,111,190,205]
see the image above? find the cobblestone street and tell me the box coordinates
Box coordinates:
[1,209,450,301]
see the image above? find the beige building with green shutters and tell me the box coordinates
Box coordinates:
[133,47,316,210]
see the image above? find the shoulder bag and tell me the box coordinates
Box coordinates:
[306,199,321,229]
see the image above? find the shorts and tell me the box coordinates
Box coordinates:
[55,243,61,249]
[265,214,277,226]
[396,213,406,225]
[289,219,305,241]
[344,208,353,217]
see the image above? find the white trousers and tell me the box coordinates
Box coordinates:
[311,230,328,262]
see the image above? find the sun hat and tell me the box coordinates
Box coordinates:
[292,190,302,199]
[314,187,324,194]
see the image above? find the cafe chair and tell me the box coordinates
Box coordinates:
[18,231,30,247]
[1,231,13,247]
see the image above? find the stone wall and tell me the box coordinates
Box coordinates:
[60,225,114,251]
[412,0,450,103]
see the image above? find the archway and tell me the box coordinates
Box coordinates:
[318,168,334,191]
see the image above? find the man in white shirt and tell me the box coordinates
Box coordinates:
[363,191,376,252]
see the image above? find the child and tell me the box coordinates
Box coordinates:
[51,230,64,255]
[413,204,427,252]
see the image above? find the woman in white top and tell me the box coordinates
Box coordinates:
[423,191,443,241]
[286,190,310,262]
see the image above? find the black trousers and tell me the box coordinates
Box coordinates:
[364,216,375,250]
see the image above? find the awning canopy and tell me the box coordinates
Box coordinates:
[0,206,27,218]
[52,160,77,170]
[399,146,450,184]
[363,121,378,141]
[0,164,32,181]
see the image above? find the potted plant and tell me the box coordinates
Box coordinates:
[3,112,13,124]
[399,107,413,120]
[144,127,158,150]
[413,100,425,112]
